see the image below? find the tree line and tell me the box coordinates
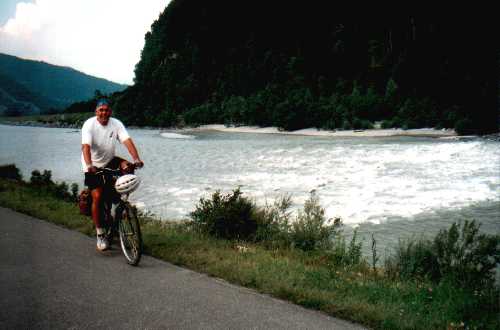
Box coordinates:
[71,2,499,134]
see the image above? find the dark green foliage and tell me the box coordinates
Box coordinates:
[454,118,475,135]
[63,99,96,114]
[30,170,53,186]
[327,229,363,268]
[253,195,293,248]
[190,188,258,240]
[0,164,22,181]
[114,2,496,134]
[385,237,440,281]
[190,189,349,253]
[385,220,500,291]
[290,194,341,251]
[29,169,75,202]
[434,220,500,289]
[183,102,221,125]
[70,183,79,202]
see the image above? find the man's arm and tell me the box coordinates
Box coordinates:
[123,138,143,167]
[82,144,96,173]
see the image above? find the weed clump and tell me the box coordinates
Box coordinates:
[385,220,499,290]
[289,194,340,251]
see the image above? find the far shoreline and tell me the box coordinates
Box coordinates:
[176,124,459,139]
[5,116,499,140]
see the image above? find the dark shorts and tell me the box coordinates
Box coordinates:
[84,157,126,190]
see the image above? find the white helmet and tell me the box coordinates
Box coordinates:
[115,174,140,194]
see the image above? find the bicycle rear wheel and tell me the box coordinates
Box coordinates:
[117,203,142,266]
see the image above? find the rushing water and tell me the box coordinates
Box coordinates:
[1,124,499,253]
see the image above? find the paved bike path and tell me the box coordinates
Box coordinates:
[0,207,366,329]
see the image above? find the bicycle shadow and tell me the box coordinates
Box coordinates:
[94,246,160,269]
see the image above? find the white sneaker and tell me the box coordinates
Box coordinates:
[96,234,109,251]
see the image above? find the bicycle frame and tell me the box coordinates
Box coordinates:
[95,165,143,265]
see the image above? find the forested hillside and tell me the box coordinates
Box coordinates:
[113,1,497,134]
[0,53,127,115]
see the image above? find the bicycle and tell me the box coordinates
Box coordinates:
[96,164,143,266]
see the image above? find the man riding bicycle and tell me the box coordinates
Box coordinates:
[81,99,144,251]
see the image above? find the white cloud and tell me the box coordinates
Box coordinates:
[0,0,170,84]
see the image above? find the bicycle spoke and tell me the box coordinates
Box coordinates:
[118,203,142,266]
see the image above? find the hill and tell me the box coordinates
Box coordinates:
[114,1,497,134]
[0,53,127,115]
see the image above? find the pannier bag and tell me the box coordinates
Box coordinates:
[78,188,92,216]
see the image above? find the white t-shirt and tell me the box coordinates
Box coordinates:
[81,117,130,172]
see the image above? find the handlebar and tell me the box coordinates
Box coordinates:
[95,168,122,176]
[95,162,141,176]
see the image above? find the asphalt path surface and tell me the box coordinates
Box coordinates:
[0,207,366,329]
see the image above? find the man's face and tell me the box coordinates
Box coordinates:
[96,105,112,125]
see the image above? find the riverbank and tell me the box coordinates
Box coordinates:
[181,124,459,138]
[1,114,457,138]
[0,169,498,330]
[0,113,93,129]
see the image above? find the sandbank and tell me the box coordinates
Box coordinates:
[181,124,457,138]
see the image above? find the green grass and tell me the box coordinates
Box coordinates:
[0,178,498,330]
[0,112,93,127]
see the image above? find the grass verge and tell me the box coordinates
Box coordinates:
[0,178,498,330]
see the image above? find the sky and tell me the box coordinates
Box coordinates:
[0,0,171,85]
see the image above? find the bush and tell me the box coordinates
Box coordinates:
[434,220,500,289]
[70,183,79,202]
[29,169,75,202]
[384,237,440,281]
[0,164,22,181]
[53,181,72,201]
[254,195,293,248]
[328,229,363,268]
[289,194,341,251]
[30,169,53,186]
[190,188,258,240]
[384,220,500,290]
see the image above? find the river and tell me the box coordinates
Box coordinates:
[1,124,499,255]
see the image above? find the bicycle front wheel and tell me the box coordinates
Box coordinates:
[118,203,142,266]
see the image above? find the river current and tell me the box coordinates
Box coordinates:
[1,124,498,253]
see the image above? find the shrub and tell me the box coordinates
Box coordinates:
[190,188,258,240]
[254,195,293,248]
[384,220,500,290]
[70,183,79,202]
[53,181,71,201]
[28,169,75,202]
[434,220,500,289]
[328,229,363,268]
[0,164,22,181]
[289,194,341,251]
[384,237,440,281]
[30,169,53,186]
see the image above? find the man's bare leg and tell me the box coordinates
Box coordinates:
[91,187,103,232]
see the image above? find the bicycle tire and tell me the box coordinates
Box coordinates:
[117,203,143,266]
